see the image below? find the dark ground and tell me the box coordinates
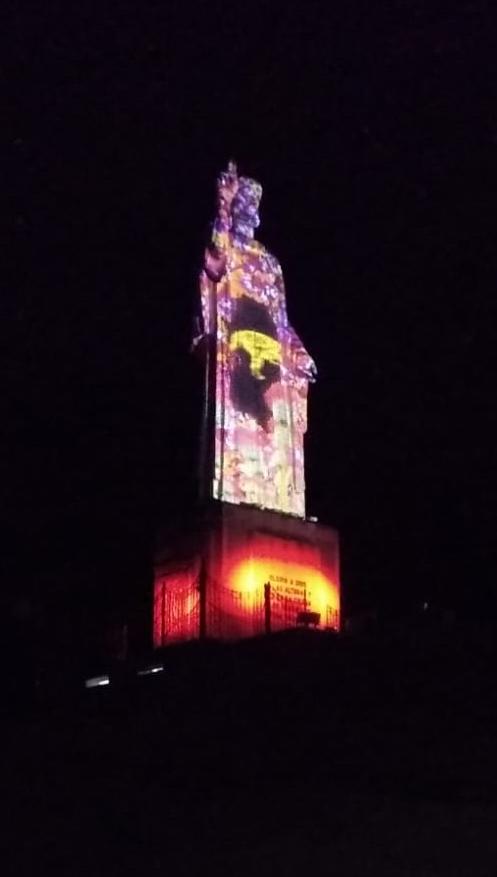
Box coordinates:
[2,624,496,875]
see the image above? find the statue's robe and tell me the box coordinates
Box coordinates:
[200,229,315,517]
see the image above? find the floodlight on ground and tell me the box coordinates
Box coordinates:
[85,675,110,689]
[137,664,164,677]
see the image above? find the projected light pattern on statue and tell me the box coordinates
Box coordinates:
[198,164,316,517]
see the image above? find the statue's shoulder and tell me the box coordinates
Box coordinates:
[263,249,283,276]
[248,239,265,255]
[250,238,278,265]
[248,240,283,277]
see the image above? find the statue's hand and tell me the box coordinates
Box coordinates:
[294,349,317,382]
[204,245,227,281]
[216,161,239,222]
[302,361,318,383]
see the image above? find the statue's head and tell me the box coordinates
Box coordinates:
[231,176,263,233]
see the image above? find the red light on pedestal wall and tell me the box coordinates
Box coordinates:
[153,523,339,647]
[153,563,200,647]
[226,532,339,631]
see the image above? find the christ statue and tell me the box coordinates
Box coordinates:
[197,163,316,517]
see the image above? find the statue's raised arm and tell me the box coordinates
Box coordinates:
[203,162,238,282]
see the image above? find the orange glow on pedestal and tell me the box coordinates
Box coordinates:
[225,533,339,629]
[154,509,340,645]
[229,558,338,622]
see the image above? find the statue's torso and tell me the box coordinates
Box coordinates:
[217,236,285,329]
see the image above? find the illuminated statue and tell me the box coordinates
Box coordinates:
[198,163,316,517]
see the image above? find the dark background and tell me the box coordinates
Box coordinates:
[3,2,495,658]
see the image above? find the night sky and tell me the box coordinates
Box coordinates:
[3,2,495,646]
